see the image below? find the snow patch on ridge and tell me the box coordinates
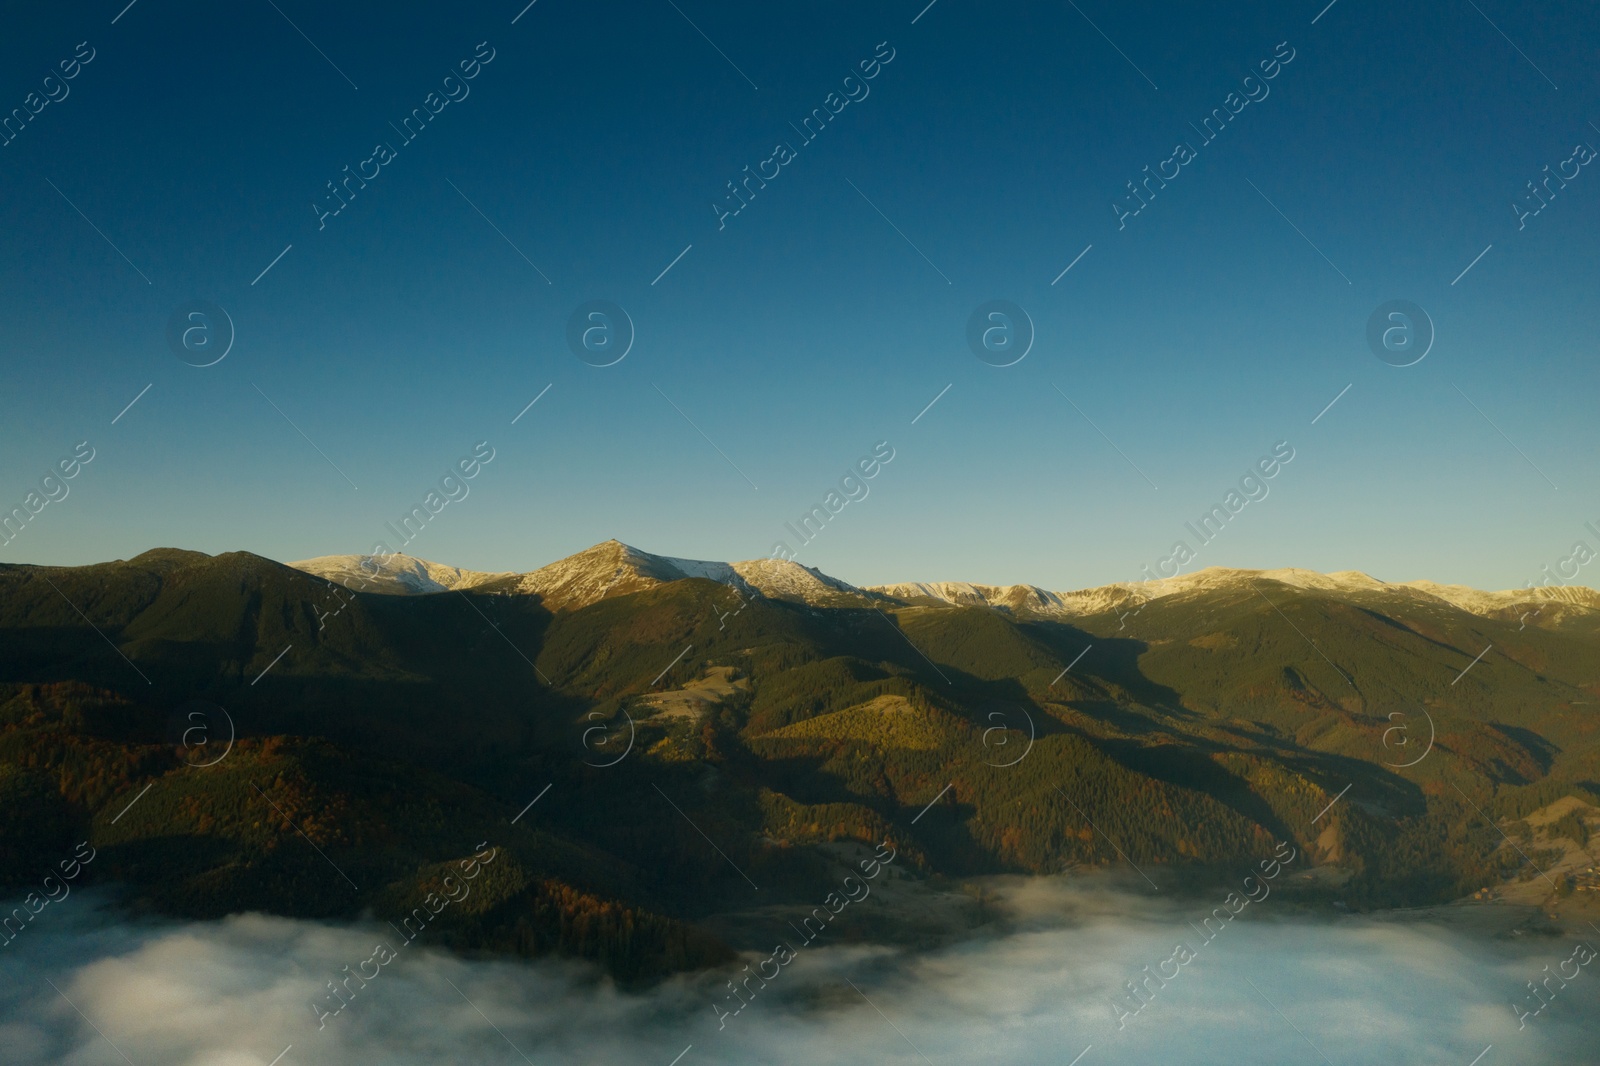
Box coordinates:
[871,565,1600,621]
[289,554,510,595]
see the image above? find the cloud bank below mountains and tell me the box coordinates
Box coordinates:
[1,882,1594,1066]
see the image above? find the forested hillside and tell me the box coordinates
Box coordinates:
[2,546,1596,977]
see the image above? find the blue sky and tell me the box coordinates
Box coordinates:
[2,0,1598,591]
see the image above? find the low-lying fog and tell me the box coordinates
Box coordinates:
[2,879,1594,1065]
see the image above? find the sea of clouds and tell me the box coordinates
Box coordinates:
[1,879,1594,1066]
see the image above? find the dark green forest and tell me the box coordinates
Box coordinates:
[1,548,1596,979]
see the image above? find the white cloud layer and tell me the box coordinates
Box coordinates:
[0,881,1594,1066]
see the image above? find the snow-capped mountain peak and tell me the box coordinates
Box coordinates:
[288,553,511,595]
[506,541,876,610]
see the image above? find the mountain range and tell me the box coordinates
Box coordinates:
[291,540,881,608]
[2,540,1597,980]
[292,539,1600,623]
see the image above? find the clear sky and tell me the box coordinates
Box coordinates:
[2,0,1597,592]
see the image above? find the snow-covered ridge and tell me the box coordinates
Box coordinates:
[290,543,1600,621]
[871,580,1141,618]
[524,543,875,609]
[320,540,879,611]
[289,554,512,595]
[731,557,872,605]
[871,565,1600,620]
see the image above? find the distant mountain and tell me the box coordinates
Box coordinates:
[291,546,1600,630]
[725,555,872,606]
[871,579,1139,618]
[290,540,879,611]
[290,553,511,595]
[873,565,1600,629]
